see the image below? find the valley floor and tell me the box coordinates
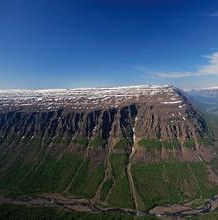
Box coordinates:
[1,192,218,218]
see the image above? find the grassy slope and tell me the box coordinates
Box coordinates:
[1,138,217,211]
[0,152,84,195]
[206,113,218,176]
[132,162,218,211]
[100,177,113,202]
[68,160,105,198]
[0,154,105,199]
[0,134,105,198]
[108,153,134,209]
[0,113,218,213]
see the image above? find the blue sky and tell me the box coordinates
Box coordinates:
[0,0,218,89]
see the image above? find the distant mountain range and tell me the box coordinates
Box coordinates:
[186,87,218,115]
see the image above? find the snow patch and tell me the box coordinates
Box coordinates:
[162,101,182,104]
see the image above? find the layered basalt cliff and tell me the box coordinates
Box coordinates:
[0,85,216,212]
[0,86,211,162]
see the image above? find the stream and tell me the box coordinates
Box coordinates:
[1,193,218,218]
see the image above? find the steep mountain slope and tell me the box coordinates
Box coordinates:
[0,85,217,215]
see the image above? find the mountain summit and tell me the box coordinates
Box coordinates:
[0,85,217,216]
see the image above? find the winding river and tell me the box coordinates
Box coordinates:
[1,193,218,218]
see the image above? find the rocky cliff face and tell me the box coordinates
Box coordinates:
[0,85,216,212]
[0,86,211,162]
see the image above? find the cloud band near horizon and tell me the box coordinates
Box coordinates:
[157,51,218,78]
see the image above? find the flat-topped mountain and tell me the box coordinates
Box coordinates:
[0,85,217,216]
[0,85,181,111]
[0,85,210,159]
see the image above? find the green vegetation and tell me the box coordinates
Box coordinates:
[52,136,62,144]
[190,162,218,198]
[183,139,196,149]
[162,139,180,149]
[138,138,182,151]
[108,153,134,209]
[138,138,162,151]
[100,177,113,201]
[0,204,158,220]
[1,134,21,146]
[199,135,214,147]
[137,137,210,151]
[0,151,104,199]
[0,162,31,195]
[132,162,218,211]
[68,159,89,196]
[205,113,218,175]
[189,198,206,209]
[114,138,128,149]
[90,137,105,148]
[51,136,75,146]
[0,153,83,194]
[0,132,105,199]
[24,153,83,193]
[211,157,218,176]
[69,160,105,198]
[43,137,53,146]
[73,137,88,147]
[60,136,72,146]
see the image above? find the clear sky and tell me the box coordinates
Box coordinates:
[1,0,218,89]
